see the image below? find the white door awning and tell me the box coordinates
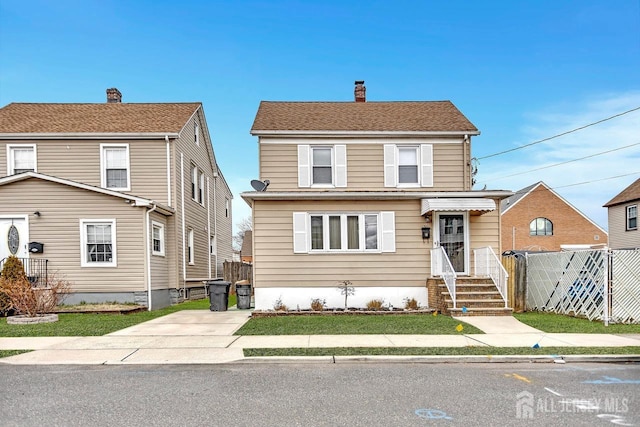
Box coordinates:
[421,198,496,215]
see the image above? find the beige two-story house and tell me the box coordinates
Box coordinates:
[242,82,512,310]
[0,88,233,309]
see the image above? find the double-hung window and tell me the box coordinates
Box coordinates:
[627,205,638,231]
[297,145,347,188]
[101,144,130,190]
[384,144,433,188]
[7,144,36,175]
[152,221,165,256]
[398,147,419,184]
[191,164,205,205]
[80,219,117,267]
[194,121,200,146]
[295,212,395,253]
[187,228,194,265]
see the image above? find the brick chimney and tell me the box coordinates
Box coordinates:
[106,88,122,103]
[354,80,366,102]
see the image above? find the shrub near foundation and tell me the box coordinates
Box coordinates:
[0,257,70,318]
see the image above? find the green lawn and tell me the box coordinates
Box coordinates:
[0,350,31,358]
[514,312,640,334]
[235,313,483,335]
[244,346,640,357]
[0,295,236,337]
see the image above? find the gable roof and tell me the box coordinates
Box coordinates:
[603,177,640,207]
[500,182,542,214]
[0,172,174,215]
[502,181,607,234]
[0,102,201,135]
[251,101,478,134]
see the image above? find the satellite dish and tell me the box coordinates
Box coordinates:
[250,179,270,192]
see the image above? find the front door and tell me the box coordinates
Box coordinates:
[0,217,29,261]
[434,212,468,274]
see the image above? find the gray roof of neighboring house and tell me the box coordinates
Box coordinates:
[603,177,640,207]
[500,182,542,213]
[251,101,478,133]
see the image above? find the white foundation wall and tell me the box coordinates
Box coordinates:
[254,287,428,311]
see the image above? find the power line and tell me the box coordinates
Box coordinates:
[481,141,640,183]
[477,106,640,160]
[553,171,640,190]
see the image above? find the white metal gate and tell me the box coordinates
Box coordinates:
[526,249,640,324]
[610,249,640,323]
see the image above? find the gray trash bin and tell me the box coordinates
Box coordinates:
[236,283,252,309]
[208,280,230,311]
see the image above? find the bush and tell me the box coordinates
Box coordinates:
[0,261,71,317]
[273,296,288,312]
[0,256,28,316]
[310,298,326,311]
[366,299,384,311]
[403,297,420,310]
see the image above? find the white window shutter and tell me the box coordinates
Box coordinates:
[297,145,310,188]
[334,145,347,187]
[380,211,396,252]
[293,212,308,253]
[384,145,397,187]
[420,144,433,187]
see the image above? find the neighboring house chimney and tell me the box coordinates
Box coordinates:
[106,88,122,103]
[354,80,366,102]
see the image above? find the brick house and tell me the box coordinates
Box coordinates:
[501,181,607,252]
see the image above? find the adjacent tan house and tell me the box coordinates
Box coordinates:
[604,178,640,249]
[0,89,233,309]
[240,230,253,264]
[242,82,512,310]
[501,181,607,252]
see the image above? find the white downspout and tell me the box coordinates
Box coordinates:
[165,135,171,207]
[207,176,211,279]
[213,171,218,278]
[145,203,158,311]
[180,152,186,298]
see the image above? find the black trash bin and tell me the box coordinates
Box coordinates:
[236,282,252,309]
[208,280,230,311]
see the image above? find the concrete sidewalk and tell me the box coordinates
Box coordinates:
[1,310,639,365]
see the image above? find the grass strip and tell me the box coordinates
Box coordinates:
[0,296,236,337]
[244,346,640,357]
[0,350,31,358]
[235,314,482,335]
[514,312,640,334]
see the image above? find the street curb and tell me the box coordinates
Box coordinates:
[242,354,640,364]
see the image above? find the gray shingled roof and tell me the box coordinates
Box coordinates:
[251,101,478,133]
[0,103,201,134]
[500,182,543,213]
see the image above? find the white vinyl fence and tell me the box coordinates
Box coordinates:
[526,249,640,324]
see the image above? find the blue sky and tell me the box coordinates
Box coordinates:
[1,0,639,232]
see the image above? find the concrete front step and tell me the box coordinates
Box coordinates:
[452,291,503,300]
[445,299,506,309]
[438,284,498,293]
[448,307,513,316]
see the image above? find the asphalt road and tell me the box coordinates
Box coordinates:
[0,362,638,426]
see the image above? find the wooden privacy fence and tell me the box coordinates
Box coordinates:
[501,253,526,312]
[223,261,252,293]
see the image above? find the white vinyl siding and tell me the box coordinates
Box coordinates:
[152,221,165,256]
[7,144,37,175]
[293,211,394,254]
[100,144,130,191]
[384,144,433,188]
[80,219,117,267]
[297,144,346,188]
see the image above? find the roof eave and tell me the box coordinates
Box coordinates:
[0,132,180,140]
[241,190,513,205]
[250,130,480,137]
